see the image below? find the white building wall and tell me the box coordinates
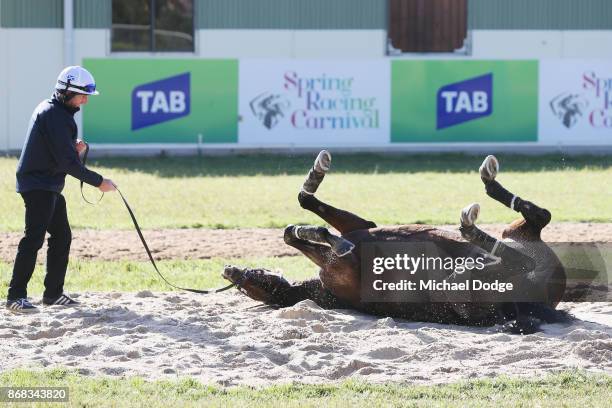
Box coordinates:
[560,31,612,58]
[74,30,108,69]
[199,29,386,58]
[199,29,612,60]
[293,30,386,58]
[73,29,108,139]
[471,30,612,58]
[471,30,563,58]
[200,29,294,58]
[2,27,612,151]
[3,29,64,151]
[0,29,108,150]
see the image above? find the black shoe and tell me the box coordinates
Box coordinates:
[42,293,79,306]
[6,298,39,314]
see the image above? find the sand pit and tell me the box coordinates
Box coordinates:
[1,224,610,384]
[1,292,610,385]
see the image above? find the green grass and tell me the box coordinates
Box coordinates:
[1,153,610,231]
[0,257,315,298]
[2,154,609,406]
[1,369,610,407]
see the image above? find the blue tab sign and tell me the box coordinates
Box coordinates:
[436,73,493,130]
[131,72,191,130]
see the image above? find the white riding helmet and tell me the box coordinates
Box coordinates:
[55,66,99,95]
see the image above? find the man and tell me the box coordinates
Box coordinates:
[6,66,116,313]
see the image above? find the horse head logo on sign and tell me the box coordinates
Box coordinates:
[549,92,589,129]
[131,73,191,131]
[249,92,291,129]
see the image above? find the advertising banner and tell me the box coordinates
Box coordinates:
[239,60,390,146]
[539,60,612,145]
[391,60,539,143]
[83,59,238,144]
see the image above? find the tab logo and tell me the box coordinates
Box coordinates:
[131,72,190,130]
[437,73,493,130]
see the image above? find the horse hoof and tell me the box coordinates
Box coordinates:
[301,151,331,195]
[502,316,540,335]
[329,236,355,257]
[460,203,480,227]
[479,155,499,182]
[283,225,297,244]
[314,150,332,174]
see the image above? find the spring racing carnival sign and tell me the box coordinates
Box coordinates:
[539,60,612,145]
[238,60,390,147]
[83,59,238,144]
[81,58,611,147]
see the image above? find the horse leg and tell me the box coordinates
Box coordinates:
[479,155,551,230]
[222,223,360,307]
[284,225,361,304]
[290,224,355,256]
[222,266,344,308]
[298,150,377,234]
[458,203,549,334]
[459,203,536,274]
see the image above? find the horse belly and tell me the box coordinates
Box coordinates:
[318,265,362,306]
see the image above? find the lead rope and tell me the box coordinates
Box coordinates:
[79,143,236,294]
[79,144,104,204]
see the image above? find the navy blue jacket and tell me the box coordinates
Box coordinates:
[16,95,103,193]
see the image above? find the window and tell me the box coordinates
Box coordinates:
[388,0,467,54]
[112,0,194,52]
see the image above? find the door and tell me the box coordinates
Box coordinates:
[389,0,467,53]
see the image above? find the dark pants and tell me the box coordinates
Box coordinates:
[8,190,72,301]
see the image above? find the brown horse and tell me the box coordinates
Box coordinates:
[223,152,569,334]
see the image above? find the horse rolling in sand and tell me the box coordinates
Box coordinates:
[223,152,569,334]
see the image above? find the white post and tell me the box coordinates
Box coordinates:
[64,0,74,66]
[0,23,8,151]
